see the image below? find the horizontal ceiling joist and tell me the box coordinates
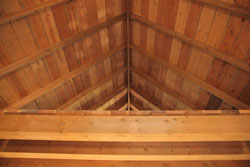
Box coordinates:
[0,152,249,161]
[58,67,127,110]
[2,45,125,111]
[0,0,71,25]
[4,109,247,116]
[0,13,126,78]
[89,86,127,110]
[131,66,200,110]
[0,114,250,142]
[130,88,161,110]
[130,14,250,73]
[193,0,250,19]
[131,44,250,109]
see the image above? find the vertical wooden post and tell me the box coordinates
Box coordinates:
[126,0,131,112]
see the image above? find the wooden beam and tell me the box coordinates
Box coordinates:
[1,159,250,167]
[131,67,200,110]
[106,96,128,110]
[126,0,131,111]
[0,114,250,142]
[131,98,146,110]
[130,14,250,73]
[0,0,71,25]
[89,87,127,110]
[3,109,249,116]
[0,14,126,78]
[0,152,249,161]
[118,103,128,111]
[130,103,140,111]
[131,44,250,109]
[1,159,249,167]
[130,89,161,110]
[193,0,250,19]
[4,140,247,156]
[57,67,127,110]
[2,45,125,110]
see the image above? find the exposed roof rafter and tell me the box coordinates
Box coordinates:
[89,86,127,110]
[130,14,250,73]
[57,67,127,110]
[131,67,201,110]
[0,0,71,25]
[0,14,126,78]
[130,44,250,109]
[2,45,126,111]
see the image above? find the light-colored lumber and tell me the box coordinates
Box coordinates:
[130,14,250,73]
[3,45,125,110]
[0,14,126,78]
[0,152,249,161]
[130,44,250,109]
[3,109,247,116]
[0,114,250,142]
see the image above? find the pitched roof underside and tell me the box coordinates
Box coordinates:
[0,0,249,112]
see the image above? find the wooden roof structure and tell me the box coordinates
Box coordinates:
[0,0,250,166]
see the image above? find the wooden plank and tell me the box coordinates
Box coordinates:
[0,159,249,167]
[118,103,128,111]
[130,88,161,110]
[0,0,71,25]
[130,103,140,111]
[106,96,128,110]
[57,67,127,110]
[4,109,247,116]
[193,0,250,19]
[5,140,246,155]
[131,66,201,109]
[1,159,250,167]
[93,87,127,110]
[0,114,250,142]
[130,44,250,109]
[126,0,131,111]
[2,45,125,110]
[130,14,250,73]
[0,152,249,161]
[0,14,126,78]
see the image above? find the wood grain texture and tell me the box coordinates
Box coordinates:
[0,152,249,161]
[0,113,250,142]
